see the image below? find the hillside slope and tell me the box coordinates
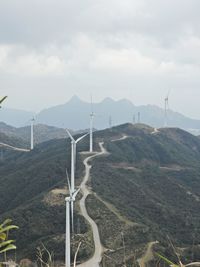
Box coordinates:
[1,124,200,266]
[0,122,67,145]
[0,135,92,263]
[0,132,27,148]
[88,124,200,266]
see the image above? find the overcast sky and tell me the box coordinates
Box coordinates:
[0,0,200,118]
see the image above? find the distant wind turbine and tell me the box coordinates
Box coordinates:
[137,112,141,123]
[90,95,95,153]
[164,90,170,127]
[109,115,112,128]
[66,129,88,231]
[132,114,136,124]
[31,117,35,150]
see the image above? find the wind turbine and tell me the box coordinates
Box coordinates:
[0,96,7,108]
[65,169,80,267]
[66,130,88,231]
[164,90,170,127]
[30,117,35,150]
[109,115,112,128]
[90,96,95,153]
[132,114,136,124]
[137,112,141,123]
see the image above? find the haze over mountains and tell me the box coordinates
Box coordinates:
[1,96,200,132]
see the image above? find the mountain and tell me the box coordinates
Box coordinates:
[1,123,200,266]
[0,107,34,127]
[0,122,68,145]
[36,96,200,131]
[2,96,200,132]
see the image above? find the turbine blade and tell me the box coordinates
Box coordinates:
[73,188,80,199]
[66,168,72,197]
[75,133,89,144]
[66,129,75,142]
[0,96,7,105]
[90,94,93,114]
[74,144,76,175]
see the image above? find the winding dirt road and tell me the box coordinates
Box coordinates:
[0,142,30,152]
[111,135,128,142]
[138,241,159,267]
[77,142,108,267]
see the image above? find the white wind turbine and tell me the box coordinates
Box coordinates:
[65,169,80,267]
[30,117,35,150]
[164,90,170,127]
[66,129,88,231]
[137,112,141,123]
[132,114,136,124]
[90,96,95,152]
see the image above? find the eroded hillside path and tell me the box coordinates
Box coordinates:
[78,142,108,267]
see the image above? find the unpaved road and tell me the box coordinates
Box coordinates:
[138,241,159,267]
[77,142,108,267]
[0,142,30,152]
[111,135,128,142]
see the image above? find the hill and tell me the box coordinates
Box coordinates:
[88,124,200,266]
[0,122,68,145]
[0,132,27,148]
[0,135,92,263]
[1,123,200,266]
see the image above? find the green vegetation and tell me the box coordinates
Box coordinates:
[0,135,91,262]
[2,123,200,266]
[0,132,27,148]
[0,122,67,145]
[89,123,200,266]
[0,219,18,255]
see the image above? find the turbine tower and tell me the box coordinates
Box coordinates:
[66,130,88,230]
[65,195,71,267]
[109,115,112,128]
[132,114,136,124]
[31,118,35,150]
[65,169,80,267]
[90,96,95,153]
[164,90,170,127]
[137,112,141,123]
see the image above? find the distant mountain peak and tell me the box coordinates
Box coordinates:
[102,97,114,104]
[68,95,82,103]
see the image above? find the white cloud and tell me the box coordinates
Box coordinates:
[0,45,65,76]
[91,47,156,74]
[1,0,200,118]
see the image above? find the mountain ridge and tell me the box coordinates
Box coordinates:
[1,96,200,133]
